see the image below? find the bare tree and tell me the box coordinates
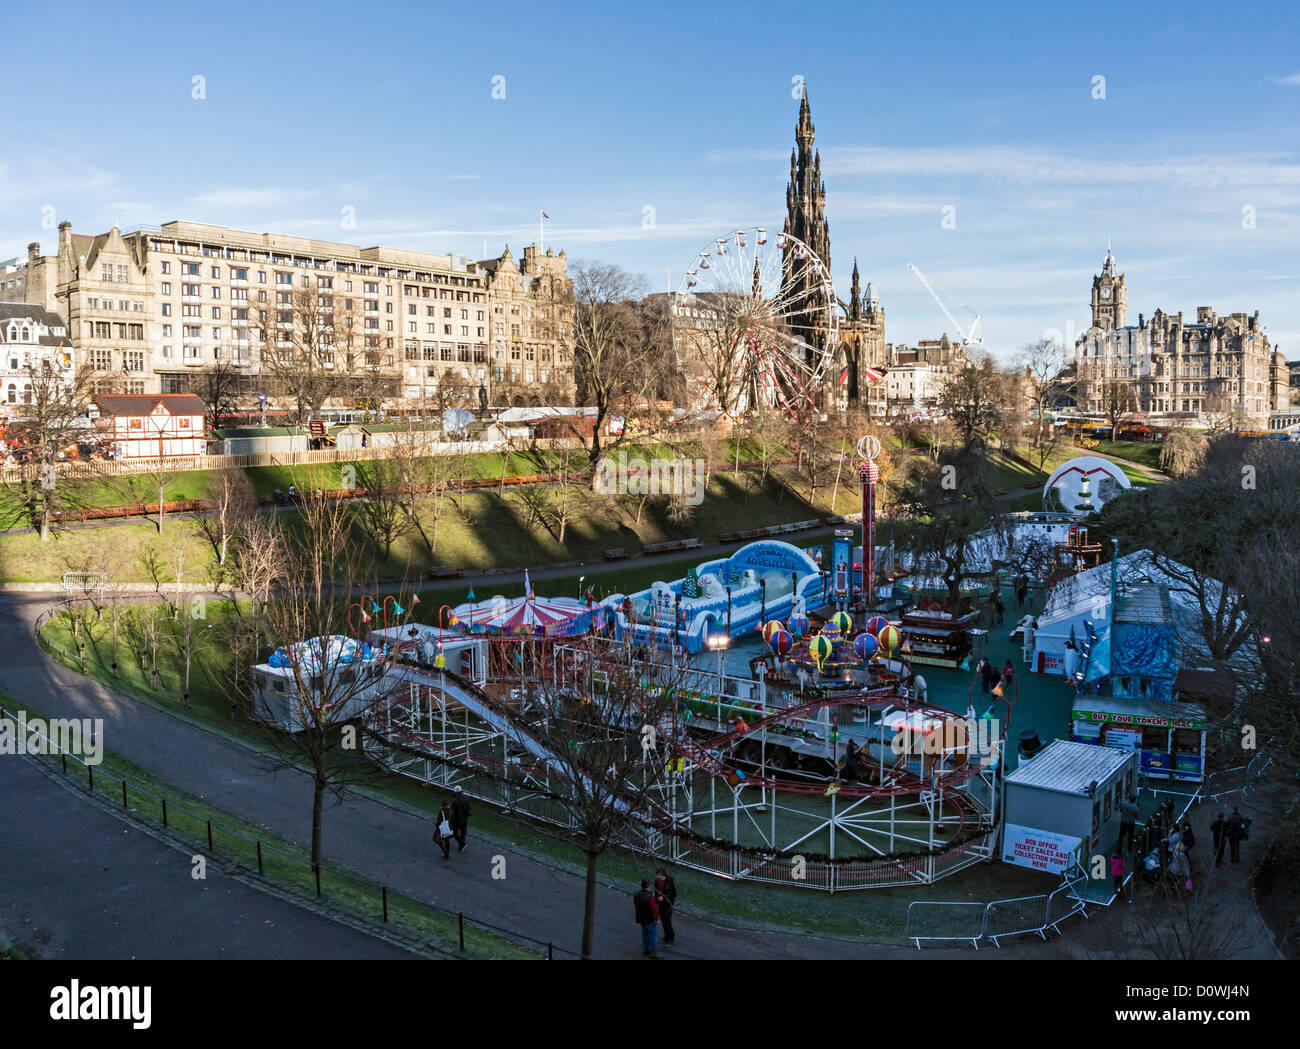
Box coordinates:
[522,636,683,957]
[350,458,413,564]
[1160,429,1207,478]
[162,529,212,707]
[1201,391,1237,437]
[1014,337,1074,465]
[889,444,1006,614]
[253,284,342,424]
[1098,379,1138,442]
[245,496,417,869]
[196,468,257,569]
[936,352,1007,446]
[1,361,96,541]
[389,419,473,558]
[192,360,246,434]
[508,443,589,545]
[567,261,666,467]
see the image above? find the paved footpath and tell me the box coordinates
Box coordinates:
[0,751,411,960]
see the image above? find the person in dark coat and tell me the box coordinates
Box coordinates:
[654,868,678,946]
[1225,808,1251,863]
[450,787,471,852]
[1210,811,1228,865]
[633,880,659,955]
[433,801,453,859]
[1118,796,1139,853]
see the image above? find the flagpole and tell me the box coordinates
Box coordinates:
[539,211,544,254]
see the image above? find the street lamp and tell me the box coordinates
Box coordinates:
[705,633,729,694]
[577,575,585,602]
[258,393,267,428]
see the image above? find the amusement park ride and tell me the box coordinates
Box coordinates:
[675,227,839,416]
[249,429,1010,893]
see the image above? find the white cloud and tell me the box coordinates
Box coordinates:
[706,144,1300,191]
[1272,72,1300,86]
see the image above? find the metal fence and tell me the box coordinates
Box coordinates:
[905,874,1090,949]
[1203,742,1275,803]
[0,702,576,960]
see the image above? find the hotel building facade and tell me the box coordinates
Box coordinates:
[0,220,575,413]
[1074,248,1287,427]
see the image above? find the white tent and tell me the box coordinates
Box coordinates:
[1031,551,1246,675]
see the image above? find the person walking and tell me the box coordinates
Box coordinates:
[1169,842,1191,890]
[1118,796,1139,853]
[1180,821,1196,857]
[1225,808,1252,864]
[980,659,1000,695]
[450,786,471,853]
[993,592,1005,626]
[633,879,659,956]
[432,801,453,860]
[1110,852,1127,897]
[654,868,678,947]
[1210,811,1228,865]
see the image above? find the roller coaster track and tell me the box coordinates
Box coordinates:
[368,660,995,843]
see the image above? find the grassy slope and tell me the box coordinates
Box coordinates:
[0,465,858,583]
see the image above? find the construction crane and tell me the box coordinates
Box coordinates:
[907,263,983,346]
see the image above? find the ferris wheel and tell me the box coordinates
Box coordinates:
[674,227,838,415]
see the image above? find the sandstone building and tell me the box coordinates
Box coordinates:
[0,220,574,415]
[1074,248,1286,427]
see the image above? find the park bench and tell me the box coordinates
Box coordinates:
[643,540,681,555]
[604,548,629,561]
[718,531,742,543]
[429,565,463,580]
[680,537,702,550]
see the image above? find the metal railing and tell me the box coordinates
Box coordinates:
[0,701,576,960]
[1203,742,1275,802]
[905,872,1089,949]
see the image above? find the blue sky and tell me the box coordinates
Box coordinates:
[3,0,1298,358]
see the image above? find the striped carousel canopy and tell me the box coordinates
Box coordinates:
[449,593,604,637]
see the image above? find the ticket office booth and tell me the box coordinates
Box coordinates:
[1070,697,1206,783]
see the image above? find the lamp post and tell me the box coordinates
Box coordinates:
[725,585,732,635]
[258,393,267,428]
[706,633,729,699]
[577,575,585,602]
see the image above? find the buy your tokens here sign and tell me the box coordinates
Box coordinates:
[1001,824,1082,874]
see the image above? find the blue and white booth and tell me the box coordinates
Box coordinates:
[605,540,826,654]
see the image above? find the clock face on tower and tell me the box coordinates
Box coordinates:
[1101,286,1112,299]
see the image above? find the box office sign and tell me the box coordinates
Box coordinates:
[1072,709,1205,731]
[1002,824,1082,875]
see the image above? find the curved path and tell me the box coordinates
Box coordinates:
[0,749,412,960]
